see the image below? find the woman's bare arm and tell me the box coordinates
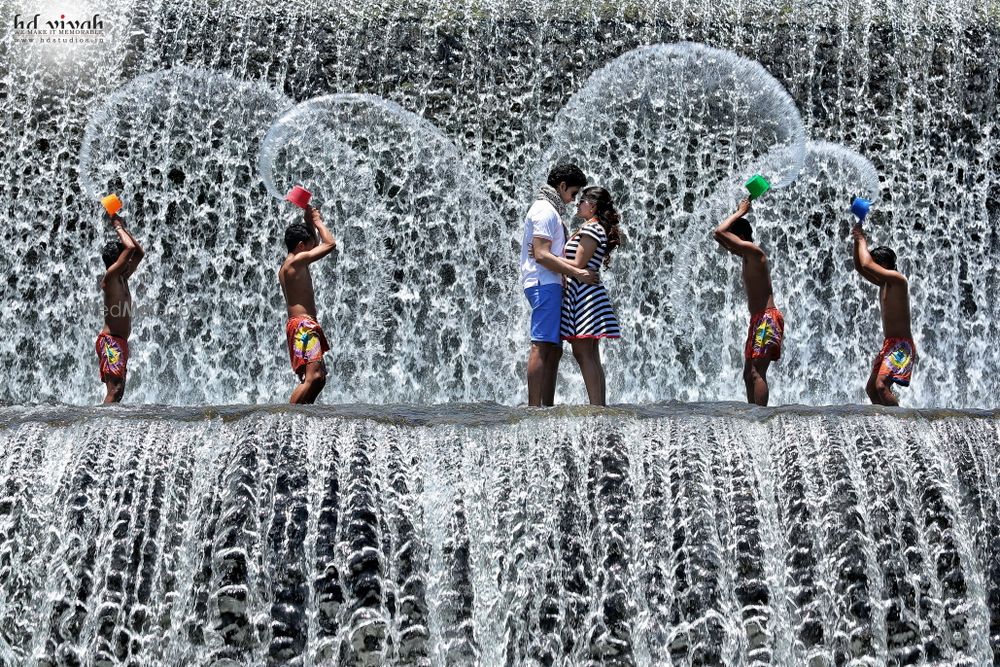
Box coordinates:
[566,234,598,269]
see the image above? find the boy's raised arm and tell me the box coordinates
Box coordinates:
[851,224,875,282]
[852,224,903,285]
[713,198,762,257]
[293,206,337,264]
[116,216,145,277]
[105,215,137,276]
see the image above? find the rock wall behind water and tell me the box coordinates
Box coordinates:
[0,405,997,664]
[1,0,998,407]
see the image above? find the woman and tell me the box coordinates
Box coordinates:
[560,186,622,405]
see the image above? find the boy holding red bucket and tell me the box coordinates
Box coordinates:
[279,186,338,404]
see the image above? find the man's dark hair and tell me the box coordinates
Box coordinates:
[284,223,316,253]
[101,241,124,268]
[730,217,753,243]
[547,163,588,190]
[871,246,897,271]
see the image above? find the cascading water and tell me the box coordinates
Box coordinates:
[0,405,997,664]
[256,94,518,401]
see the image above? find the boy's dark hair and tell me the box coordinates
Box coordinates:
[101,241,125,268]
[284,223,316,253]
[871,246,897,271]
[730,217,753,242]
[547,163,588,190]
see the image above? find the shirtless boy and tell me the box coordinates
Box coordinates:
[713,198,785,406]
[279,205,337,404]
[97,213,145,403]
[851,219,915,406]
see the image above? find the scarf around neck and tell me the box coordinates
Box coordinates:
[536,184,566,217]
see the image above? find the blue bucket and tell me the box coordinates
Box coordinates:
[851,197,872,220]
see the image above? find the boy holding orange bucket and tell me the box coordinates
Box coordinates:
[96,194,145,403]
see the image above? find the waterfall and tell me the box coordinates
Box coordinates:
[0,405,996,664]
[4,3,999,664]
[1,0,997,407]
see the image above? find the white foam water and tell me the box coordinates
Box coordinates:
[258,94,519,402]
[0,405,995,664]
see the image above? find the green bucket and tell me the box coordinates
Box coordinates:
[745,174,772,199]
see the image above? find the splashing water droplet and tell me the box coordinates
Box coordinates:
[802,141,881,202]
[532,43,806,194]
[79,66,290,205]
[258,94,519,401]
[258,98,374,212]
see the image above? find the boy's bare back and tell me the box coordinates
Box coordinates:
[279,206,337,319]
[741,252,776,315]
[100,216,144,339]
[714,199,775,313]
[878,273,912,340]
[852,224,912,339]
[101,273,133,338]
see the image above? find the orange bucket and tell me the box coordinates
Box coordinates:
[101,193,122,216]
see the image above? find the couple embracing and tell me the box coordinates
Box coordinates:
[520,164,623,407]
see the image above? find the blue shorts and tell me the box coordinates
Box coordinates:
[524,283,563,344]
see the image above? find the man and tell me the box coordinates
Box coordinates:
[851,216,915,406]
[713,198,785,406]
[97,212,144,403]
[520,163,597,406]
[279,204,337,404]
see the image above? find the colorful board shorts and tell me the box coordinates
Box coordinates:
[744,307,785,361]
[874,337,916,387]
[96,332,129,382]
[286,315,330,376]
[524,283,563,344]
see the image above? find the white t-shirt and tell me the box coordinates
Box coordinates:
[520,199,566,289]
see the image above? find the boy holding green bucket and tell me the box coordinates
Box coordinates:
[713,189,785,407]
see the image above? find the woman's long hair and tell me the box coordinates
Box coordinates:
[581,186,622,268]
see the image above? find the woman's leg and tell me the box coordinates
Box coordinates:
[594,341,606,405]
[572,339,606,406]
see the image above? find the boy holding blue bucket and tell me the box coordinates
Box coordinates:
[520,164,596,406]
[850,200,916,406]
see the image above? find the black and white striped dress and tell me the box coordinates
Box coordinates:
[560,220,621,341]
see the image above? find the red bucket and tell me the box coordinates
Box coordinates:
[285,185,312,209]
